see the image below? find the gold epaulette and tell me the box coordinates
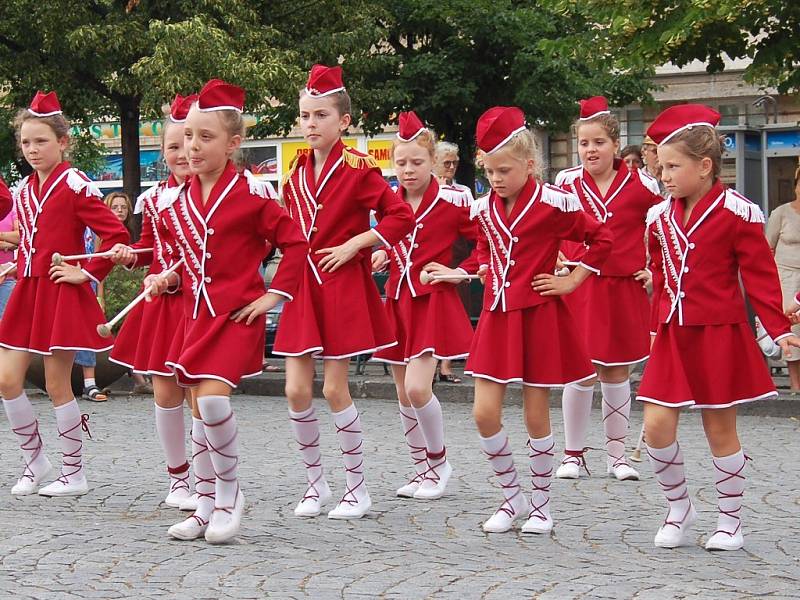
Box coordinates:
[281,153,301,186]
[342,146,378,170]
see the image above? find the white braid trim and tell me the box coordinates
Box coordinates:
[244,169,277,199]
[439,185,472,207]
[156,184,183,212]
[470,194,491,220]
[135,183,161,215]
[646,199,671,226]
[66,169,102,198]
[541,185,581,212]
[723,190,765,224]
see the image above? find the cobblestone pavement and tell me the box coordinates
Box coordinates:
[1,393,799,599]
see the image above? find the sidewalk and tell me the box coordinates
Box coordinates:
[241,358,800,418]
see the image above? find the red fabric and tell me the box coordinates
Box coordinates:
[397,111,425,141]
[273,258,396,358]
[0,176,11,220]
[383,177,478,300]
[476,106,525,153]
[197,79,244,111]
[579,96,609,119]
[305,64,344,96]
[559,160,661,276]
[637,321,776,408]
[465,300,595,386]
[28,91,61,115]
[647,180,791,340]
[128,177,180,273]
[0,276,112,354]
[472,177,612,313]
[372,284,473,364]
[109,290,184,375]
[162,161,308,319]
[170,94,197,122]
[647,104,721,145]
[565,275,650,366]
[13,162,129,281]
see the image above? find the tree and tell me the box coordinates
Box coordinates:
[546,0,800,95]
[0,0,298,193]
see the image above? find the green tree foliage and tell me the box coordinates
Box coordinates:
[547,0,800,95]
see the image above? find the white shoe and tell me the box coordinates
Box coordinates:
[294,481,332,517]
[328,492,372,520]
[11,456,53,496]
[654,503,697,548]
[413,460,452,500]
[555,456,583,479]
[205,491,245,544]
[396,474,423,498]
[168,514,209,540]
[482,493,528,533]
[521,513,553,534]
[38,475,89,497]
[705,529,744,551]
[607,461,640,481]
[179,493,198,512]
[164,486,193,508]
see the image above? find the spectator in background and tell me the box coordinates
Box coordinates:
[433,141,475,384]
[766,165,800,391]
[620,144,642,171]
[640,135,667,197]
[0,177,18,318]
[75,226,107,401]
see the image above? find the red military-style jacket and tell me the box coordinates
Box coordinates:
[160,161,308,319]
[0,176,11,220]
[648,180,792,342]
[126,174,182,276]
[281,139,414,284]
[381,177,478,300]
[12,161,129,281]
[471,177,613,313]
[556,161,661,276]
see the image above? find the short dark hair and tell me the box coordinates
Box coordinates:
[620,145,642,160]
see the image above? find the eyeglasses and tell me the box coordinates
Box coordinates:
[442,160,459,168]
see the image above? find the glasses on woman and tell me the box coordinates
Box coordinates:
[442,159,459,168]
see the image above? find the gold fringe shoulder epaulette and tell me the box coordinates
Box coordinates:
[342,146,378,170]
[281,153,302,186]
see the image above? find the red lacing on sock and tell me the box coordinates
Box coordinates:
[399,406,428,484]
[213,483,241,515]
[291,409,326,503]
[191,431,215,522]
[421,447,447,483]
[55,414,91,485]
[712,454,749,538]
[562,447,593,475]
[11,418,43,482]
[203,411,238,485]
[527,439,554,522]
[603,396,631,468]
[168,462,191,493]
[484,436,521,518]
[336,414,365,506]
[648,443,691,531]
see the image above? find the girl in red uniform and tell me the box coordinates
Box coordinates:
[109,94,198,510]
[553,97,662,481]
[0,91,129,497]
[273,65,414,520]
[151,80,308,543]
[371,112,476,500]
[639,104,800,550]
[466,107,612,533]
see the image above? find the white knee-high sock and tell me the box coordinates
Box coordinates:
[479,429,522,514]
[3,392,48,479]
[289,406,328,498]
[528,435,554,523]
[333,403,367,503]
[155,404,189,492]
[561,382,594,454]
[711,450,747,538]
[647,441,692,526]
[54,399,87,484]
[413,394,445,458]
[198,395,240,508]
[398,403,428,479]
[601,380,632,468]
[190,416,215,523]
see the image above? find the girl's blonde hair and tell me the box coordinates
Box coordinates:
[664,126,725,180]
[575,112,620,143]
[390,128,437,161]
[496,129,543,179]
[13,109,71,152]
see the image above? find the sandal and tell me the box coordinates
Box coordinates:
[83,385,108,402]
[438,373,462,384]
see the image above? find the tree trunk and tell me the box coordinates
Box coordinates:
[119,95,142,201]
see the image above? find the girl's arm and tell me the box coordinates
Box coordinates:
[74,189,131,283]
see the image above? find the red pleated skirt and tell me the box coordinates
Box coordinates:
[372,287,473,364]
[166,302,264,388]
[637,321,776,408]
[109,288,185,376]
[273,258,396,359]
[0,276,112,355]
[564,275,651,366]
[465,299,595,387]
